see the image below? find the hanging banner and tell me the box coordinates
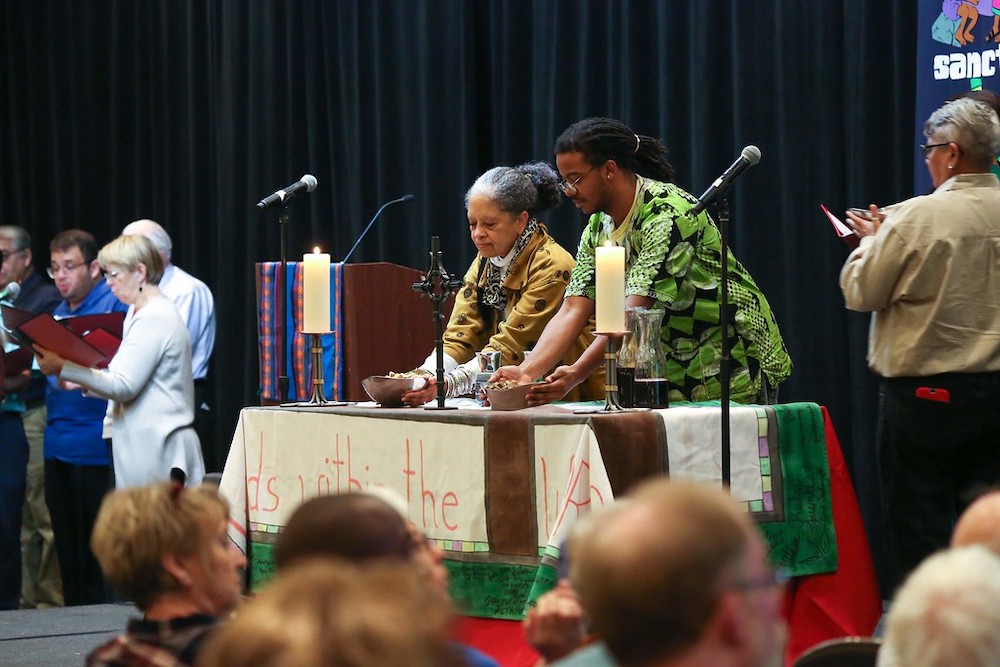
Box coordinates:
[916,1,1000,192]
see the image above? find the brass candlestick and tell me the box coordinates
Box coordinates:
[575,333,648,414]
[282,332,348,407]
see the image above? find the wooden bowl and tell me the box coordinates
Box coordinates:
[485,383,533,411]
[361,376,425,407]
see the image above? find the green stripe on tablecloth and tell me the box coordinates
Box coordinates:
[445,560,555,619]
[758,402,837,576]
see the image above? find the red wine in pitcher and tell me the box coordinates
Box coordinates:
[634,378,669,409]
[616,366,635,408]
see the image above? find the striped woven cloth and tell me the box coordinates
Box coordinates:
[256,261,343,401]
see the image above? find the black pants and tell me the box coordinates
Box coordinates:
[193,378,217,471]
[878,373,1000,594]
[0,412,28,610]
[43,458,111,606]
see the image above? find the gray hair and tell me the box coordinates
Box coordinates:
[0,226,30,251]
[122,219,173,262]
[464,161,561,217]
[924,98,1000,163]
[885,545,1000,667]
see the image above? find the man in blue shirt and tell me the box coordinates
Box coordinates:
[44,229,127,606]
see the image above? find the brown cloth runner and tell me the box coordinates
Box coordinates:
[484,407,667,557]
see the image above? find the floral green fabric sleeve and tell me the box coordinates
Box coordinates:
[566,217,603,300]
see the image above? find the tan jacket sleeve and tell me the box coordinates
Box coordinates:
[442,236,574,368]
[440,258,490,365]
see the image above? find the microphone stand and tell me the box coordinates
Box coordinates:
[278,205,290,404]
[412,236,462,410]
[715,195,732,488]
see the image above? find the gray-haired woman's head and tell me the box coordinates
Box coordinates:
[465,161,561,217]
[924,98,1000,165]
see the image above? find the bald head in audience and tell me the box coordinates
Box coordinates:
[951,490,1000,553]
[569,479,785,667]
[274,493,415,569]
[882,546,1000,667]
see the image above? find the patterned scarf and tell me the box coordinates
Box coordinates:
[479,218,539,313]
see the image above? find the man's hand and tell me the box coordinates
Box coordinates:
[523,580,589,664]
[526,366,579,406]
[490,365,534,386]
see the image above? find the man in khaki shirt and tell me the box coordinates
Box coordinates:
[840,98,1000,592]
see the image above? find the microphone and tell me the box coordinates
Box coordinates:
[0,281,21,302]
[689,146,761,216]
[341,194,416,263]
[256,174,319,210]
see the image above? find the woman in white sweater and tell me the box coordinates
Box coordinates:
[35,234,204,488]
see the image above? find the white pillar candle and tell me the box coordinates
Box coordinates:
[595,243,626,333]
[302,247,331,334]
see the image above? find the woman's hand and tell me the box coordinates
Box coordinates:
[32,345,65,377]
[526,365,579,406]
[845,204,884,238]
[401,376,436,407]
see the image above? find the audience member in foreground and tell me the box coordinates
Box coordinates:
[197,559,464,667]
[524,578,591,665]
[562,479,786,667]
[879,546,1000,667]
[275,492,499,667]
[950,488,1000,552]
[877,489,1000,667]
[86,481,246,667]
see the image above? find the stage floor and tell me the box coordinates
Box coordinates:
[0,603,135,666]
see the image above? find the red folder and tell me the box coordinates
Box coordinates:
[2,305,123,368]
[62,312,125,340]
[80,328,121,368]
[819,204,861,249]
[1,304,36,333]
[18,314,108,368]
[2,346,34,377]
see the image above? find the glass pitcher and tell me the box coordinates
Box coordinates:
[616,306,639,408]
[632,307,670,409]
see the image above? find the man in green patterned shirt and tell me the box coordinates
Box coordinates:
[493,118,791,404]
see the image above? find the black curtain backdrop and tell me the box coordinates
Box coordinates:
[0,1,917,596]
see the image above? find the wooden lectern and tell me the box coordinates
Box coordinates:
[256,261,454,403]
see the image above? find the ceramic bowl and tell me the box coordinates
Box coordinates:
[361,375,425,407]
[485,383,533,411]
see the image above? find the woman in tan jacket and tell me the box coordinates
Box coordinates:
[401,161,602,404]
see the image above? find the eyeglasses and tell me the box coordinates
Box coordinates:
[103,269,122,282]
[1,249,25,263]
[557,165,598,196]
[730,567,790,593]
[47,262,89,278]
[919,142,951,157]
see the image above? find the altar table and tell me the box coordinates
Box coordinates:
[219,402,879,666]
